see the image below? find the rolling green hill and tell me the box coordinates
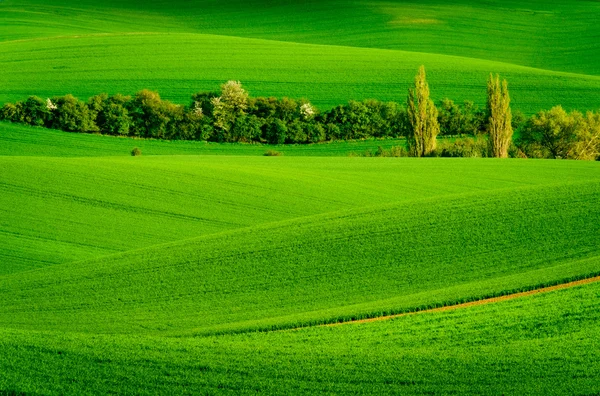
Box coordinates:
[1,179,599,334]
[2,139,599,274]
[1,0,599,111]
[2,1,600,394]
[1,274,599,394]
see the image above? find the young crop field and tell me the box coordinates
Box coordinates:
[1,121,600,393]
[1,273,599,394]
[1,0,600,111]
[1,0,600,394]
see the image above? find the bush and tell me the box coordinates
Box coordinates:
[90,94,132,136]
[264,150,283,156]
[517,106,600,160]
[437,99,485,136]
[49,94,98,132]
[266,119,288,144]
[131,147,142,156]
[362,145,408,157]
[434,137,488,158]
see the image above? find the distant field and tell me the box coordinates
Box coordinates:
[1,0,599,111]
[3,0,599,75]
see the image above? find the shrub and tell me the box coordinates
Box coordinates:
[264,150,283,156]
[362,145,408,157]
[437,99,485,136]
[434,137,488,158]
[49,94,98,132]
[266,119,287,145]
[91,94,132,136]
[131,147,142,156]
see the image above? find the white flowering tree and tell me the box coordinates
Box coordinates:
[300,102,315,120]
[46,98,57,111]
[211,81,249,136]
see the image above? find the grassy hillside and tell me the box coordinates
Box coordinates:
[1,277,599,395]
[2,141,599,274]
[2,33,600,112]
[3,0,599,75]
[1,180,598,335]
[1,1,599,111]
[2,1,600,394]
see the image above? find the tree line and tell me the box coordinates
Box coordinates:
[1,68,598,160]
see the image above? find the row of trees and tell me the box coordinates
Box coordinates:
[1,70,598,160]
[406,66,514,158]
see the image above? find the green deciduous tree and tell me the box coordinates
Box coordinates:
[407,66,439,156]
[486,74,513,158]
[211,81,249,141]
[520,106,600,160]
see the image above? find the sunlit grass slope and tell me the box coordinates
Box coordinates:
[1,180,598,335]
[2,33,600,112]
[1,272,599,395]
[2,148,599,274]
[2,0,599,76]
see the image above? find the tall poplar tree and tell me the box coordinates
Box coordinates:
[407,65,439,157]
[487,74,513,158]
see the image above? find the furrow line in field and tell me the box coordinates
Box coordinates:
[316,275,600,328]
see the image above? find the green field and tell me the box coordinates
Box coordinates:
[2,121,600,393]
[2,1,600,394]
[1,0,600,112]
[1,269,599,394]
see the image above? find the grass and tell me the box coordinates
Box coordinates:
[2,0,599,76]
[1,33,600,113]
[2,135,599,274]
[1,180,599,335]
[1,1,600,112]
[1,278,599,395]
[0,121,406,157]
[2,1,600,393]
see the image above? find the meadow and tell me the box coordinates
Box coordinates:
[1,273,599,394]
[1,1,600,112]
[2,0,600,394]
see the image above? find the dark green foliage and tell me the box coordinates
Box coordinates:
[434,137,489,158]
[48,94,98,133]
[131,147,141,156]
[0,96,50,127]
[190,91,219,119]
[127,90,180,139]
[263,149,282,156]
[0,84,596,159]
[323,100,405,140]
[266,118,287,144]
[230,115,263,142]
[437,99,485,136]
[90,93,132,135]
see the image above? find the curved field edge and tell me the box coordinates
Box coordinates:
[2,33,600,112]
[1,281,599,395]
[1,180,598,335]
